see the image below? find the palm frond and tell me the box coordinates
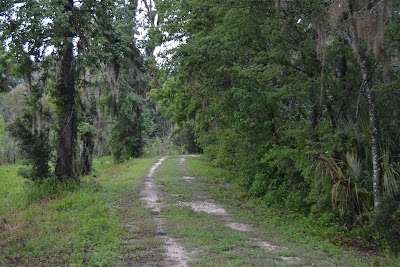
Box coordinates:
[316,152,373,221]
[381,146,400,198]
[346,151,363,180]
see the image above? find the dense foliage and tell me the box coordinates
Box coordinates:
[152,0,400,252]
[0,0,165,179]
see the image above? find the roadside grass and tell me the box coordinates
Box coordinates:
[0,157,163,267]
[183,156,400,267]
[95,157,165,266]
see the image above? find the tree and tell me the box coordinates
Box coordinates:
[98,0,158,161]
[51,1,76,180]
[319,0,392,209]
[0,0,77,180]
[0,114,6,161]
[1,0,148,179]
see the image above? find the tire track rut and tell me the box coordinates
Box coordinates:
[140,157,190,267]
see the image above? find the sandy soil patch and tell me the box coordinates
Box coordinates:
[182,176,196,182]
[226,222,253,232]
[255,240,288,252]
[177,201,228,216]
[281,256,300,262]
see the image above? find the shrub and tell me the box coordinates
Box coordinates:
[373,198,400,253]
[10,115,52,182]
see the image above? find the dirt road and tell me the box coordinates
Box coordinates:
[139,156,309,267]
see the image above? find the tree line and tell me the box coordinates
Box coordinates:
[152,0,400,252]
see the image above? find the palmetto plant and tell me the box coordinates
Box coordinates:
[316,152,372,221]
[381,143,400,199]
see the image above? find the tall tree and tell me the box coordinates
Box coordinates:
[320,0,392,209]
[54,0,77,180]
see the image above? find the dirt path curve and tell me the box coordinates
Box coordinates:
[140,157,191,267]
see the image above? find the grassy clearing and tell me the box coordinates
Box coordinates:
[182,156,400,267]
[0,157,162,267]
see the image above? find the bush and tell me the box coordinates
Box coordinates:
[25,178,100,204]
[373,198,400,253]
[25,178,82,203]
[10,115,51,182]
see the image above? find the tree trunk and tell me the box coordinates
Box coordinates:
[341,26,383,209]
[358,54,382,209]
[24,72,44,136]
[55,0,77,181]
[80,132,94,175]
[79,86,97,175]
[311,107,320,142]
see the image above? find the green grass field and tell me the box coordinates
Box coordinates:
[0,157,162,267]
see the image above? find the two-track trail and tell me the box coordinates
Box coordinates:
[138,156,314,267]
